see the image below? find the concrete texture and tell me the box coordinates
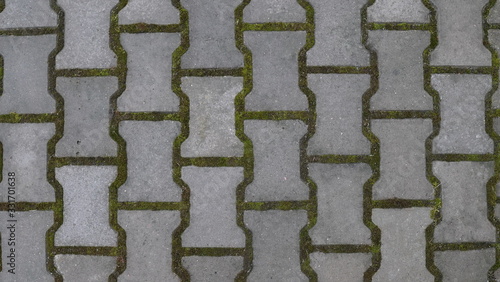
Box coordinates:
[1,0,499,280]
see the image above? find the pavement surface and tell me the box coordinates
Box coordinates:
[0,0,498,281]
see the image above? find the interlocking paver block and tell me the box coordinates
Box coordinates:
[118,33,180,112]
[55,255,116,282]
[56,77,118,157]
[367,0,429,22]
[119,120,181,202]
[182,256,244,282]
[435,249,495,282]
[181,0,242,69]
[56,0,118,69]
[243,0,305,23]
[55,166,117,246]
[0,124,54,202]
[245,31,308,111]
[430,0,491,66]
[307,0,369,66]
[309,163,371,245]
[0,0,57,28]
[118,210,180,281]
[369,31,432,110]
[372,119,433,200]
[245,210,308,282]
[372,208,433,281]
[245,120,308,201]
[181,167,245,248]
[0,211,53,281]
[181,77,243,157]
[310,252,371,282]
[433,161,495,243]
[308,74,370,155]
[432,74,493,154]
[118,0,179,25]
[0,35,56,114]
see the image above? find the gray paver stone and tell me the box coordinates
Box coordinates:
[435,249,495,282]
[182,256,243,282]
[367,0,430,22]
[118,0,179,25]
[310,252,371,282]
[55,255,116,282]
[243,0,305,23]
[0,0,57,28]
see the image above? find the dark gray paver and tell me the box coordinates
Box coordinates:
[245,120,308,201]
[56,77,118,157]
[119,121,181,202]
[55,255,116,282]
[432,74,493,154]
[369,30,432,110]
[308,74,370,155]
[433,161,495,243]
[118,33,180,112]
[0,124,54,202]
[309,163,371,245]
[56,0,118,69]
[245,210,308,282]
[0,35,56,114]
[372,119,433,200]
[307,0,369,66]
[181,77,243,157]
[181,0,242,69]
[182,256,243,282]
[182,167,245,248]
[310,252,371,282]
[55,166,117,247]
[372,208,433,282]
[245,31,308,111]
[118,210,180,281]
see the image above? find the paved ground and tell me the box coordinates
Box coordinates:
[0,0,498,281]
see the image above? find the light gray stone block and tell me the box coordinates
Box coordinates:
[55,166,117,246]
[372,119,433,200]
[367,0,430,22]
[310,252,371,282]
[56,0,118,69]
[307,0,369,66]
[0,35,56,114]
[56,77,118,157]
[245,210,308,282]
[182,256,243,282]
[118,210,180,282]
[309,163,371,245]
[118,0,179,25]
[181,167,245,248]
[0,0,57,28]
[435,249,495,282]
[433,161,495,243]
[0,124,54,202]
[181,77,243,157]
[307,74,370,155]
[243,0,305,23]
[245,31,308,111]
[432,74,493,154]
[119,121,181,202]
[369,30,432,110]
[430,0,491,66]
[55,255,115,282]
[0,211,53,281]
[372,208,433,282]
[486,30,500,109]
[245,120,308,201]
[181,0,242,68]
[118,33,180,112]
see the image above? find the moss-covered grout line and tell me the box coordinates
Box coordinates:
[182,247,245,257]
[119,23,181,33]
[0,26,57,36]
[108,1,129,280]
[422,0,443,280]
[366,22,432,31]
[313,244,371,253]
[361,0,382,280]
[45,0,64,280]
[484,0,500,279]
[170,0,191,280]
[295,0,318,280]
[235,1,254,280]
